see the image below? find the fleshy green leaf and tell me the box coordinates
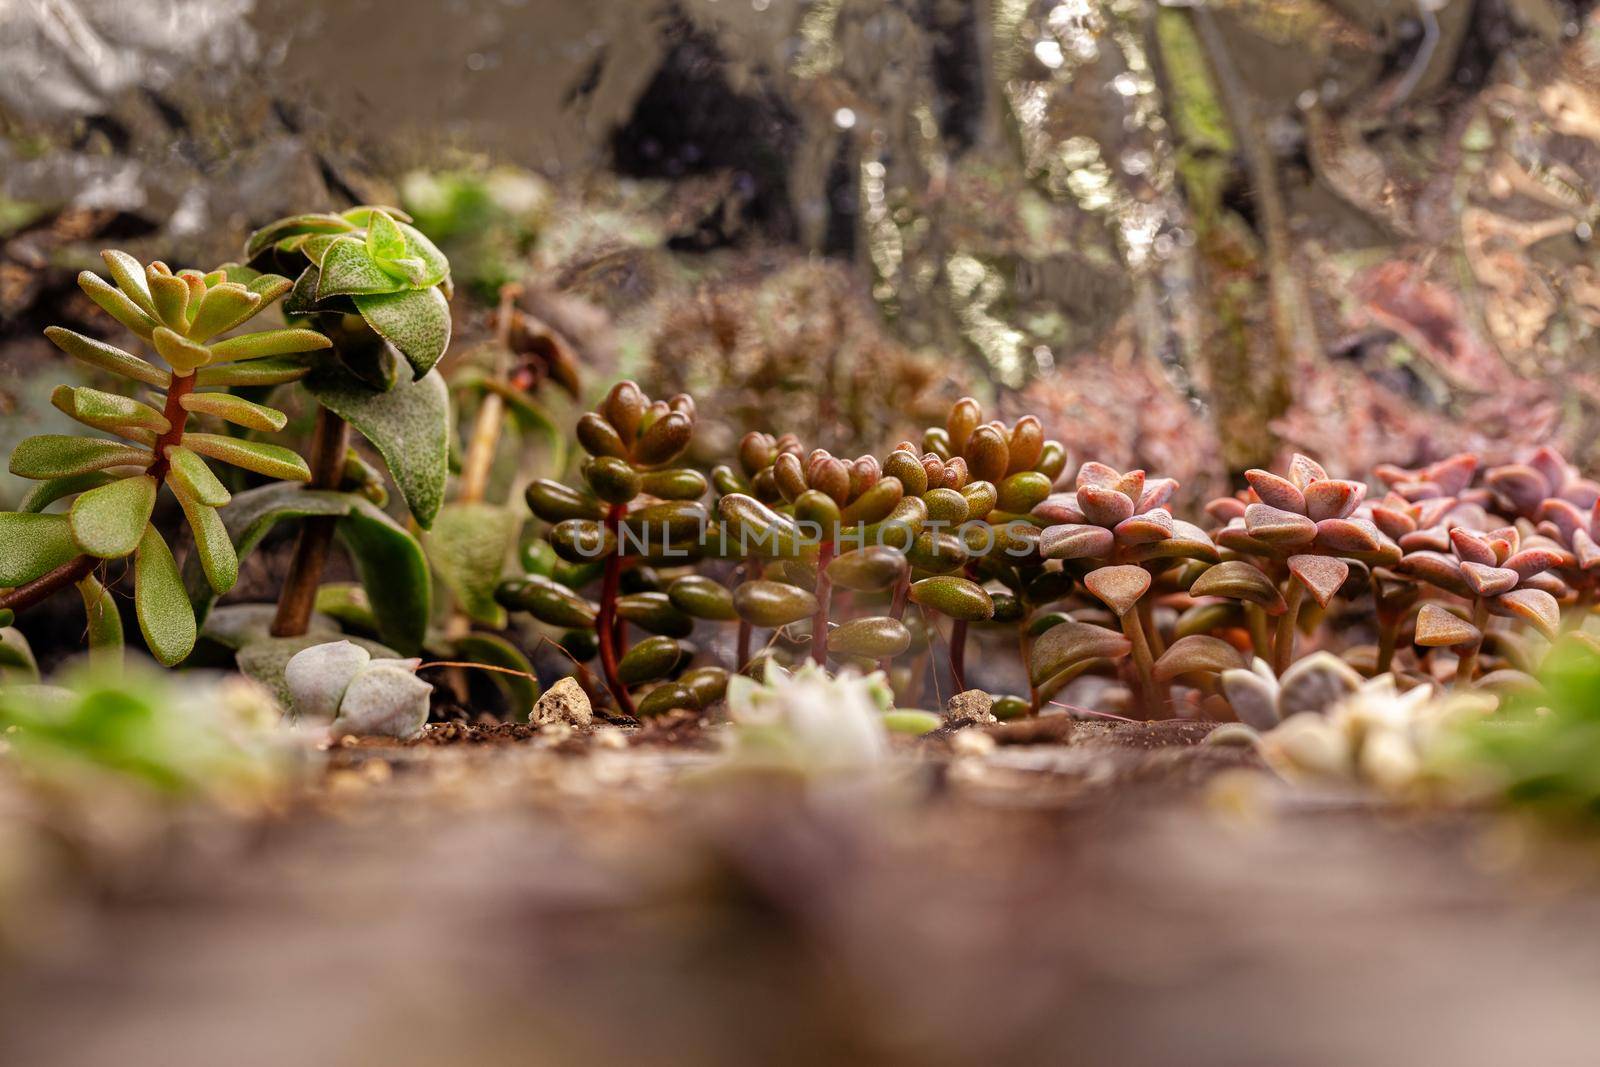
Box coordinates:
[0,626,39,682]
[193,357,311,387]
[9,435,151,479]
[134,523,196,666]
[187,283,263,342]
[44,326,170,388]
[366,208,408,263]
[305,365,448,527]
[184,433,311,481]
[77,573,124,670]
[147,270,191,331]
[245,213,355,259]
[18,471,117,513]
[176,493,238,595]
[247,273,294,303]
[207,327,331,363]
[318,238,404,298]
[395,222,450,288]
[164,445,230,506]
[52,384,169,438]
[235,633,397,710]
[179,391,288,432]
[351,285,451,378]
[0,512,79,584]
[152,326,212,373]
[342,204,412,226]
[77,271,156,339]
[100,250,158,318]
[69,474,157,558]
[184,483,431,654]
[423,501,519,626]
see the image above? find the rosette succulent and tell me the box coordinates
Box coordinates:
[0,250,322,664]
[284,639,432,738]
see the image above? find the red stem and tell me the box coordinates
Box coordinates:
[811,539,834,664]
[0,554,98,613]
[595,503,635,715]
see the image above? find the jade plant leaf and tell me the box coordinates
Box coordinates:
[185,482,431,655]
[179,392,288,433]
[135,523,197,666]
[305,365,449,527]
[69,473,157,558]
[184,433,312,482]
[19,472,117,514]
[423,501,520,627]
[352,286,451,378]
[76,573,124,670]
[9,435,151,479]
[0,511,80,585]
[318,238,403,298]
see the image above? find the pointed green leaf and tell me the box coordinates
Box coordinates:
[52,384,170,437]
[181,483,430,655]
[134,523,195,666]
[44,326,170,388]
[101,250,158,318]
[76,573,124,670]
[193,357,311,387]
[305,365,448,527]
[10,435,151,479]
[283,265,323,316]
[147,270,190,330]
[245,213,355,259]
[164,445,230,506]
[176,493,238,595]
[366,208,408,263]
[18,471,116,513]
[70,473,157,558]
[184,433,311,481]
[207,327,332,363]
[299,233,347,266]
[246,272,293,303]
[152,326,212,373]
[187,282,263,342]
[0,512,79,584]
[423,502,519,626]
[341,204,412,226]
[178,391,288,432]
[318,238,403,298]
[78,271,156,339]
[352,285,451,378]
[396,222,450,288]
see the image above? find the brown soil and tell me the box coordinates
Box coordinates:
[4,718,1600,1067]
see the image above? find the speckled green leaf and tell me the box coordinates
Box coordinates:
[366,208,408,262]
[352,285,451,378]
[52,385,169,437]
[100,250,158,318]
[318,238,404,298]
[184,433,310,482]
[177,493,238,595]
[152,326,212,374]
[10,435,151,479]
[146,271,190,331]
[424,501,519,627]
[207,327,331,363]
[178,392,288,433]
[244,212,355,259]
[18,472,117,513]
[0,512,79,585]
[76,574,124,670]
[164,445,230,506]
[193,357,311,388]
[186,282,263,341]
[77,271,156,339]
[305,365,448,527]
[134,523,195,666]
[69,474,156,558]
[43,327,169,388]
[395,222,450,288]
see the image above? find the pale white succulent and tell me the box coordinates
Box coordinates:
[283,641,431,739]
[725,661,893,773]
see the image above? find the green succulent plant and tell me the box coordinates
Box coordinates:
[0,251,322,665]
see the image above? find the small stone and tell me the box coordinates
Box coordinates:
[534,677,593,727]
[944,689,997,724]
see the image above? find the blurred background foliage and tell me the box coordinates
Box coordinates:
[1,0,1597,513]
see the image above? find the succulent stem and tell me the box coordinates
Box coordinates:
[1119,608,1160,719]
[271,406,350,638]
[950,618,968,692]
[1375,604,1398,676]
[1454,597,1490,690]
[1137,595,1166,658]
[1019,628,1039,715]
[1273,579,1305,676]
[811,539,835,665]
[1245,603,1272,661]
[594,503,635,716]
[145,371,196,483]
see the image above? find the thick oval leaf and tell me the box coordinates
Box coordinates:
[10,435,151,479]
[494,575,599,629]
[618,635,683,686]
[1493,588,1561,639]
[164,445,230,506]
[1189,560,1286,613]
[187,283,263,342]
[1083,564,1151,617]
[826,545,909,592]
[76,573,124,670]
[352,286,451,378]
[1153,635,1246,682]
[1030,620,1131,686]
[396,221,451,288]
[135,523,196,666]
[53,384,170,437]
[0,512,79,585]
[18,471,117,514]
[207,327,332,363]
[1414,603,1480,647]
[667,574,736,620]
[733,580,818,627]
[193,357,312,388]
[909,576,994,621]
[151,326,213,374]
[177,494,238,595]
[827,616,912,658]
[179,391,288,433]
[185,433,311,482]
[423,501,520,626]
[305,365,448,527]
[77,271,156,339]
[100,250,158,317]
[69,474,156,558]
